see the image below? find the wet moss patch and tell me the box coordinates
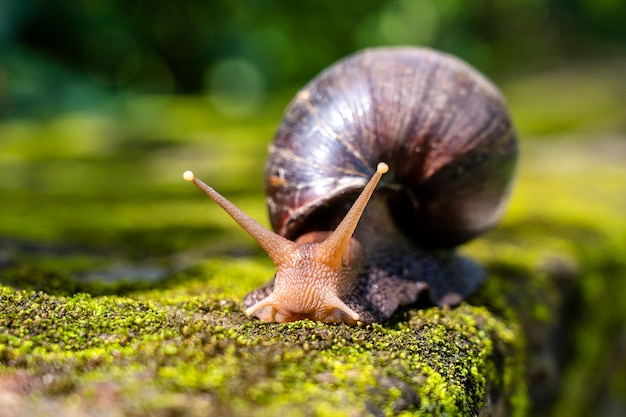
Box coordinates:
[0,278,526,416]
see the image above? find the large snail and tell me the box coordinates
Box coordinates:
[184,47,518,325]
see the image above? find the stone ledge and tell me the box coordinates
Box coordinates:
[0,271,530,417]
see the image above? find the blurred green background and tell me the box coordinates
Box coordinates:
[0,0,624,259]
[1,0,625,117]
[0,1,625,416]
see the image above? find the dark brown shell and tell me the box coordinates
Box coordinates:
[265,47,517,248]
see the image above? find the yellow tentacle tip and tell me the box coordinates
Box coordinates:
[183,170,195,182]
[377,162,389,174]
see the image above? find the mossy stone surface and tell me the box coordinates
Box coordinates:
[0,270,526,417]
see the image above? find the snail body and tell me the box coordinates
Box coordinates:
[185,47,517,325]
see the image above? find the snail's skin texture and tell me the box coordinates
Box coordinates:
[244,197,484,324]
[187,46,517,325]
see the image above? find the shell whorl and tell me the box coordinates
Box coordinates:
[266,47,517,248]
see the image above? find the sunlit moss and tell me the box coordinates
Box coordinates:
[0,280,527,415]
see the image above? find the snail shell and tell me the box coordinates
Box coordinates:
[266,47,517,248]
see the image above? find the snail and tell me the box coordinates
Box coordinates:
[184,46,517,325]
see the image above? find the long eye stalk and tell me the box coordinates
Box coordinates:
[183,170,295,265]
[317,162,388,266]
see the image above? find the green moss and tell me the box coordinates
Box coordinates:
[0,281,526,416]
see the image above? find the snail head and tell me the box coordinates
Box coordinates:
[183,162,388,324]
